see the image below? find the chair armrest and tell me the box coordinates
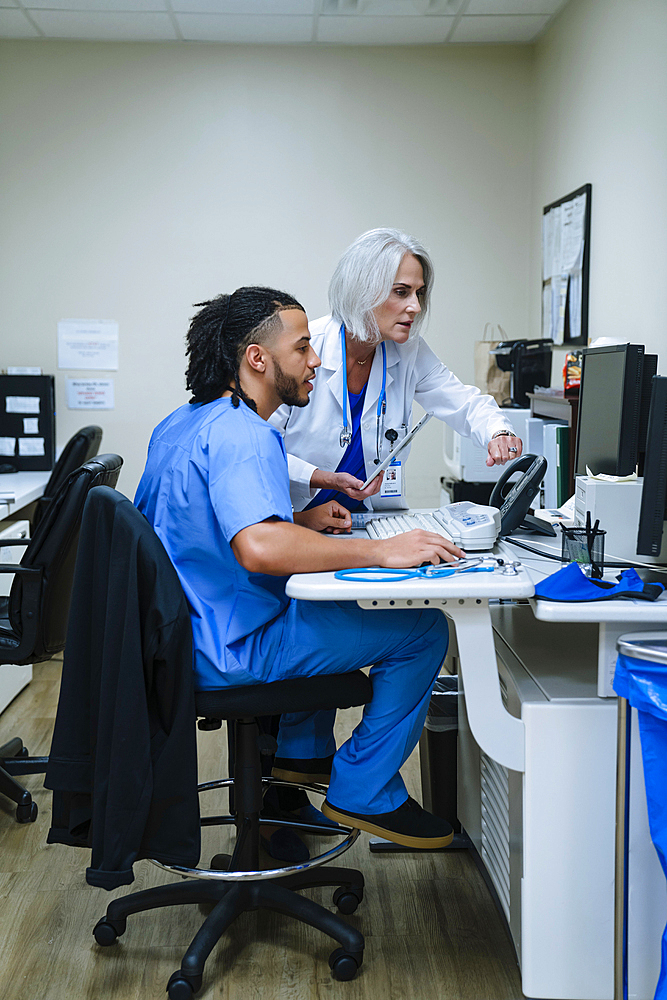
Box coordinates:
[0,566,43,664]
[0,538,30,546]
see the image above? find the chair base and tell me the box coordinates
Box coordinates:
[0,737,47,823]
[94,866,365,996]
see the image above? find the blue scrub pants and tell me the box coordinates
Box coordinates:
[269,600,448,816]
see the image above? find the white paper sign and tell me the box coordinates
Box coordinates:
[6,396,40,414]
[0,437,16,457]
[66,378,115,410]
[58,320,119,371]
[18,437,45,457]
[23,418,39,434]
[7,366,42,375]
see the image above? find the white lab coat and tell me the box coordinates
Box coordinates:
[269,315,515,511]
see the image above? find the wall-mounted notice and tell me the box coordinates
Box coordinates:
[23,418,39,434]
[58,319,119,370]
[7,367,42,375]
[66,378,115,410]
[542,184,591,347]
[0,438,15,457]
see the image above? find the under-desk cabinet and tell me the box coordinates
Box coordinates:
[457,603,664,1000]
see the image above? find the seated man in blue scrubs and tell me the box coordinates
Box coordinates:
[135,286,464,849]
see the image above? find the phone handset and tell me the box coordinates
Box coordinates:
[489,454,548,537]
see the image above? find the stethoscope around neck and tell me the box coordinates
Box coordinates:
[339,323,389,464]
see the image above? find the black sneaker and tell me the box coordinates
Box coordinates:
[272,754,334,785]
[321,796,454,849]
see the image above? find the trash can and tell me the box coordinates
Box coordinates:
[615,632,667,1000]
[419,674,460,833]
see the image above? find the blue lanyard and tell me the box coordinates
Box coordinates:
[339,323,387,460]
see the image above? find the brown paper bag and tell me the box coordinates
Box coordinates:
[474,323,511,406]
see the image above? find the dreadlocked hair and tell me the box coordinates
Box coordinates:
[185,286,305,409]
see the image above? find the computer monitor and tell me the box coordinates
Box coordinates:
[636,376,667,557]
[575,344,645,477]
[638,354,658,475]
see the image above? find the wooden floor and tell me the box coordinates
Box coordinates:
[0,656,527,1000]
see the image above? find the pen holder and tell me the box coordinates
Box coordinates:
[561,525,605,579]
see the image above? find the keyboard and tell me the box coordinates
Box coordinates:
[364,502,501,551]
[366,511,453,541]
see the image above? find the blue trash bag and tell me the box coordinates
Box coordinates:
[615,653,667,999]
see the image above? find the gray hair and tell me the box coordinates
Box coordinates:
[328,228,434,344]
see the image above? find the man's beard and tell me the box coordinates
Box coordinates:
[273,356,310,408]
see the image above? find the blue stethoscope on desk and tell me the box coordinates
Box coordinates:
[339,324,388,464]
[334,558,498,583]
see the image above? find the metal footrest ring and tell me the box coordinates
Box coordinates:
[150,777,359,882]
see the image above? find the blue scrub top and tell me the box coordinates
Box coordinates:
[135,397,294,690]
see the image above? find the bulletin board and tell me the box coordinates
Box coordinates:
[0,374,55,471]
[542,183,591,346]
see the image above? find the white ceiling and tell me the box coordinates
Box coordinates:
[0,0,569,45]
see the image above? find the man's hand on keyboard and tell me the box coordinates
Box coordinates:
[379,530,465,568]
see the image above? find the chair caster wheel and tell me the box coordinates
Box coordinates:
[329,947,361,981]
[16,801,37,823]
[93,918,126,946]
[333,886,363,915]
[167,970,201,999]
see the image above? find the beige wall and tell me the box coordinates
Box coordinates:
[532,0,667,375]
[0,40,534,504]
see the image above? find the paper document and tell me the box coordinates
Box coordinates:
[58,319,119,370]
[66,378,115,410]
[23,418,39,434]
[18,437,45,457]
[6,396,40,414]
[0,438,16,457]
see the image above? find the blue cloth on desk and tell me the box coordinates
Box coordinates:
[534,562,664,603]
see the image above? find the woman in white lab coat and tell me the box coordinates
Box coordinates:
[270,228,523,516]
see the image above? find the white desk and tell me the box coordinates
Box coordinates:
[0,470,50,713]
[0,471,50,522]
[287,558,533,775]
[287,532,667,1000]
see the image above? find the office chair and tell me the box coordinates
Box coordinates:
[62,488,369,996]
[31,425,103,531]
[0,454,123,822]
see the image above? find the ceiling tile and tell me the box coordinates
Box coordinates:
[173,0,314,13]
[338,0,431,13]
[28,9,177,39]
[451,13,550,42]
[466,0,565,13]
[0,8,39,35]
[317,13,453,43]
[176,12,314,41]
[26,0,166,9]
[0,0,19,8]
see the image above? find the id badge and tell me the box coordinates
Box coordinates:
[380,459,402,498]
